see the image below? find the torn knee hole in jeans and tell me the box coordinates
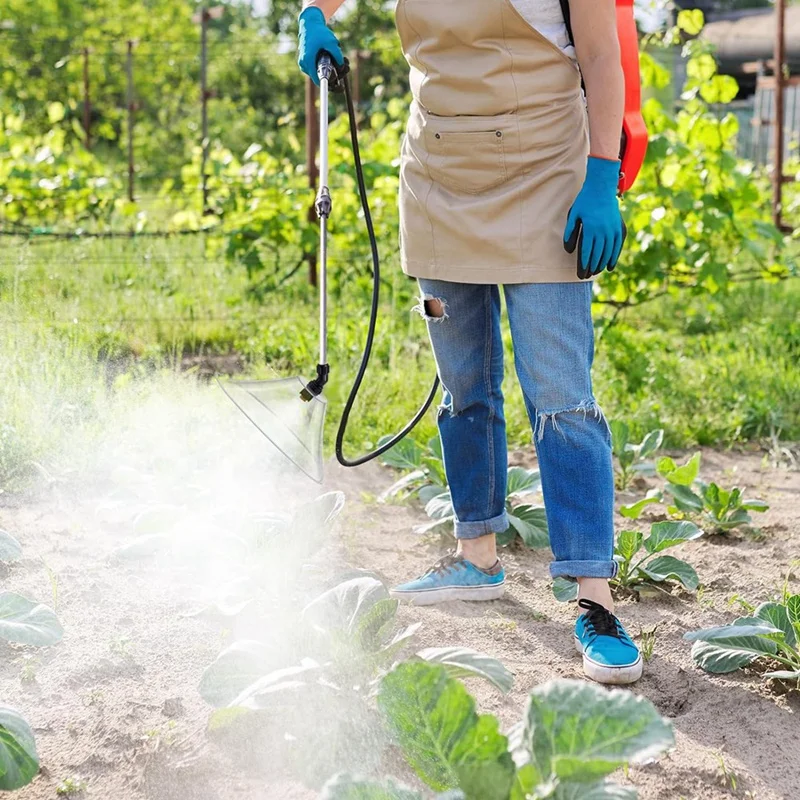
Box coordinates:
[534,401,610,442]
[413,294,448,322]
[437,397,459,418]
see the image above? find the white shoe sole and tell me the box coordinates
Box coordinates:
[574,634,643,685]
[390,581,505,606]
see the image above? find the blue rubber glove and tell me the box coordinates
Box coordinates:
[564,156,627,280]
[297,6,343,86]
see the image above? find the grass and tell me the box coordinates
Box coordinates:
[1,235,798,490]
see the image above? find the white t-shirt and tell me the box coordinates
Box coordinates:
[509,0,577,61]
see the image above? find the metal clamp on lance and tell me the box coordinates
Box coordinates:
[317,54,350,93]
[315,185,332,219]
[300,363,330,401]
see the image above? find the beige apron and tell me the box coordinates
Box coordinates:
[395,0,589,284]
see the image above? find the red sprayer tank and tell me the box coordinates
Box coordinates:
[616,0,647,193]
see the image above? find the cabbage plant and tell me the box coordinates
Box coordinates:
[0,530,63,646]
[0,592,63,647]
[610,422,664,490]
[553,520,703,602]
[416,466,548,549]
[199,575,511,786]
[377,435,448,505]
[378,440,549,548]
[685,593,800,682]
[322,663,675,799]
[0,706,38,791]
[656,453,768,533]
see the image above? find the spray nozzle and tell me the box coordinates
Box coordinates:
[300,363,330,402]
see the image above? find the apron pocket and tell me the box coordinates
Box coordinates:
[426,129,508,194]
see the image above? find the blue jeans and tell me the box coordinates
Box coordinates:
[416,278,616,580]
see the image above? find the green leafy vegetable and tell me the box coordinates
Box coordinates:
[0,592,63,646]
[656,453,701,487]
[619,489,663,520]
[415,467,548,549]
[0,706,39,791]
[416,647,513,694]
[655,453,769,533]
[554,520,703,600]
[375,665,673,800]
[686,593,800,679]
[552,577,579,603]
[378,436,446,503]
[199,640,277,707]
[514,680,675,783]
[378,662,515,797]
[611,422,664,489]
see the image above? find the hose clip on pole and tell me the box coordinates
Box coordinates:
[315,185,332,219]
[300,363,330,402]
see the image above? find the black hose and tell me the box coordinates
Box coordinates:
[334,74,440,467]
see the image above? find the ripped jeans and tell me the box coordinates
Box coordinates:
[416,278,616,580]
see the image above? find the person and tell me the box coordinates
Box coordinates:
[297,0,641,685]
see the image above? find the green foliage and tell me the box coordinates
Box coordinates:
[380,666,514,798]
[378,435,447,505]
[594,280,800,445]
[0,592,64,646]
[619,450,769,535]
[0,706,39,791]
[415,467,548,549]
[0,0,312,184]
[199,570,509,787]
[554,520,703,601]
[685,594,800,682]
[610,421,663,490]
[415,648,514,695]
[56,776,88,795]
[365,664,674,800]
[601,34,794,310]
[514,680,674,783]
[194,100,405,295]
[656,453,769,532]
[378,436,548,548]
[201,575,510,710]
[0,110,122,228]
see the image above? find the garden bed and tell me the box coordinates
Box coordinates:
[1,434,798,799]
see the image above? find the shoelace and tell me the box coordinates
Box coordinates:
[578,598,623,639]
[428,553,465,576]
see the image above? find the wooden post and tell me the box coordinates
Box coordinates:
[200,4,210,214]
[305,77,319,287]
[351,49,361,108]
[82,47,91,150]
[126,40,135,202]
[773,0,786,229]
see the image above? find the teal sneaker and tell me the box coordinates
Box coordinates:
[390,553,505,605]
[574,598,643,685]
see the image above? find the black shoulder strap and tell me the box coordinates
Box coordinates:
[560,0,574,46]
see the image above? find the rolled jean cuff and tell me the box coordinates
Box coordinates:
[550,559,619,579]
[455,509,509,540]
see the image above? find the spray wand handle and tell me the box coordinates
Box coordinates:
[317,51,336,85]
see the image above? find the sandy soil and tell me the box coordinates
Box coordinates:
[1,440,798,800]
